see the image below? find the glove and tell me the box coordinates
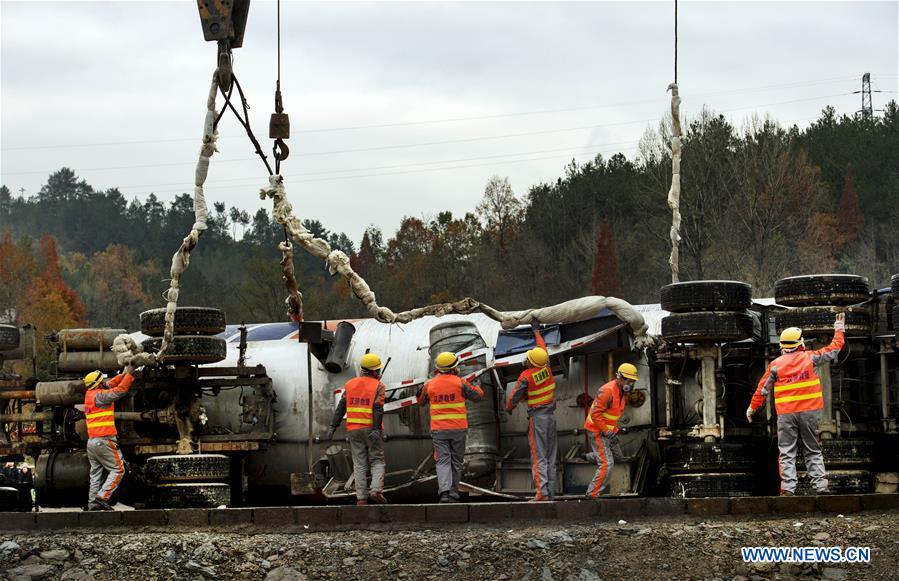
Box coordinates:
[834,312,846,333]
[326,427,336,441]
[124,364,134,375]
[745,407,754,422]
[530,319,540,331]
[368,429,382,443]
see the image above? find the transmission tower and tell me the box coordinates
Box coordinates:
[855,73,875,119]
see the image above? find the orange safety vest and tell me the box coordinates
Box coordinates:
[84,390,118,438]
[518,365,556,409]
[768,351,825,415]
[423,374,469,431]
[584,380,626,434]
[344,376,382,431]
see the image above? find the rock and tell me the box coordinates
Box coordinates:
[578,569,602,581]
[164,549,179,563]
[822,568,848,581]
[22,555,44,565]
[60,568,95,581]
[635,528,652,536]
[264,566,308,581]
[617,520,627,525]
[193,542,222,563]
[342,557,357,566]
[261,559,272,569]
[6,564,54,580]
[1,540,20,553]
[185,560,217,578]
[814,532,831,541]
[541,566,554,581]
[73,549,84,562]
[528,539,550,550]
[437,555,449,567]
[548,531,573,544]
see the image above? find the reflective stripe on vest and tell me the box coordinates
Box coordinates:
[84,391,117,438]
[769,351,825,415]
[424,375,469,431]
[525,366,555,408]
[343,376,381,431]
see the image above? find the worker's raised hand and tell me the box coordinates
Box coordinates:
[124,364,134,375]
[745,406,754,423]
[834,312,846,333]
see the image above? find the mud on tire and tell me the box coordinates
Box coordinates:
[664,441,760,473]
[145,482,231,508]
[774,274,870,307]
[145,454,230,483]
[660,280,752,313]
[796,469,872,495]
[141,335,227,364]
[668,473,754,498]
[773,306,871,336]
[140,307,227,337]
[0,325,20,352]
[661,311,754,343]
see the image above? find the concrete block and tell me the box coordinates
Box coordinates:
[687,498,730,517]
[253,507,296,527]
[643,498,686,517]
[209,508,252,527]
[770,496,816,514]
[293,506,339,529]
[510,502,556,521]
[729,497,770,516]
[860,493,899,512]
[425,503,469,524]
[166,508,209,528]
[468,502,511,524]
[381,504,426,524]
[36,511,79,530]
[340,505,382,526]
[556,500,597,521]
[0,512,35,530]
[599,498,642,519]
[123,509,167,527]
[816,495,861,514]
[77,511,123,528]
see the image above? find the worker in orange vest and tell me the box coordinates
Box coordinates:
[327,353,388,505]
[584,363,639,498]
[418,351,484,503]
[747,313,845,495]
[82,365,134,511]
[506,321,557,501]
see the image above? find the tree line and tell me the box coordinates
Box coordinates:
[2,103,897,342]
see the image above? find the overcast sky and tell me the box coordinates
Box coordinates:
[2,1,897,242]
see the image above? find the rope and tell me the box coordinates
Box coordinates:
[667,83,682,283]
[259,175,657,349]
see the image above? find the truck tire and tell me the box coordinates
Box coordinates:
[774,274,870,307]
[660,280,752,313]
[661,311,754,343]
[797,438,874,467]
[0,325,20,351]
[796,470,872,495]
[141,336,226,364]
[145,482,230,509]
[140,307,226,337]
[664,441,759,473]
[893,306,899,332]
[773,306,871,336]
[891,273,899,298]
[668,473,754,498]
[145,454,230,483]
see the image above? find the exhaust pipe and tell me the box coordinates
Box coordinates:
[324,321,356,373]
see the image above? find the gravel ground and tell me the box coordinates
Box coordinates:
[1,510,897,580]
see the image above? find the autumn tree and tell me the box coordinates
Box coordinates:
[837,165,864,248]
[477,175,523,254]
[590,217,623,297]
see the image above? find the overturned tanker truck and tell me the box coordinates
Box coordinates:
[0,274,897,509]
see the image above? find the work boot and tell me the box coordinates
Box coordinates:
[448,490,461,502]
[816,488,831,496]
[91,497,114,511]
[368,491,388,504]
[438,492,453,504]
[780,490,794,497]
[356,499,368,506]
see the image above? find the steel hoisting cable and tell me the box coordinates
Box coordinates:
[674,0,678,84]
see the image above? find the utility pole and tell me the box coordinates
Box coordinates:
[854,73,881,119]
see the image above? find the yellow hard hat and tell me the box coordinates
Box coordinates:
[83,370,105,390]
[435,352,460,372]
[360,353,383,371]
[617,363,639,381]
[526,347,549,368]
[779,327,804,349]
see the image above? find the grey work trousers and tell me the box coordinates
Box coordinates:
[87,437,126,504]
[346,428,386,500]
[432,430,467,496]
[777,409,828,494]
[586,431,623,498]
[527,411,558,499]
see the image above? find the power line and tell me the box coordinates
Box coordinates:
[0,76,864,152]
[1,92,855,178]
